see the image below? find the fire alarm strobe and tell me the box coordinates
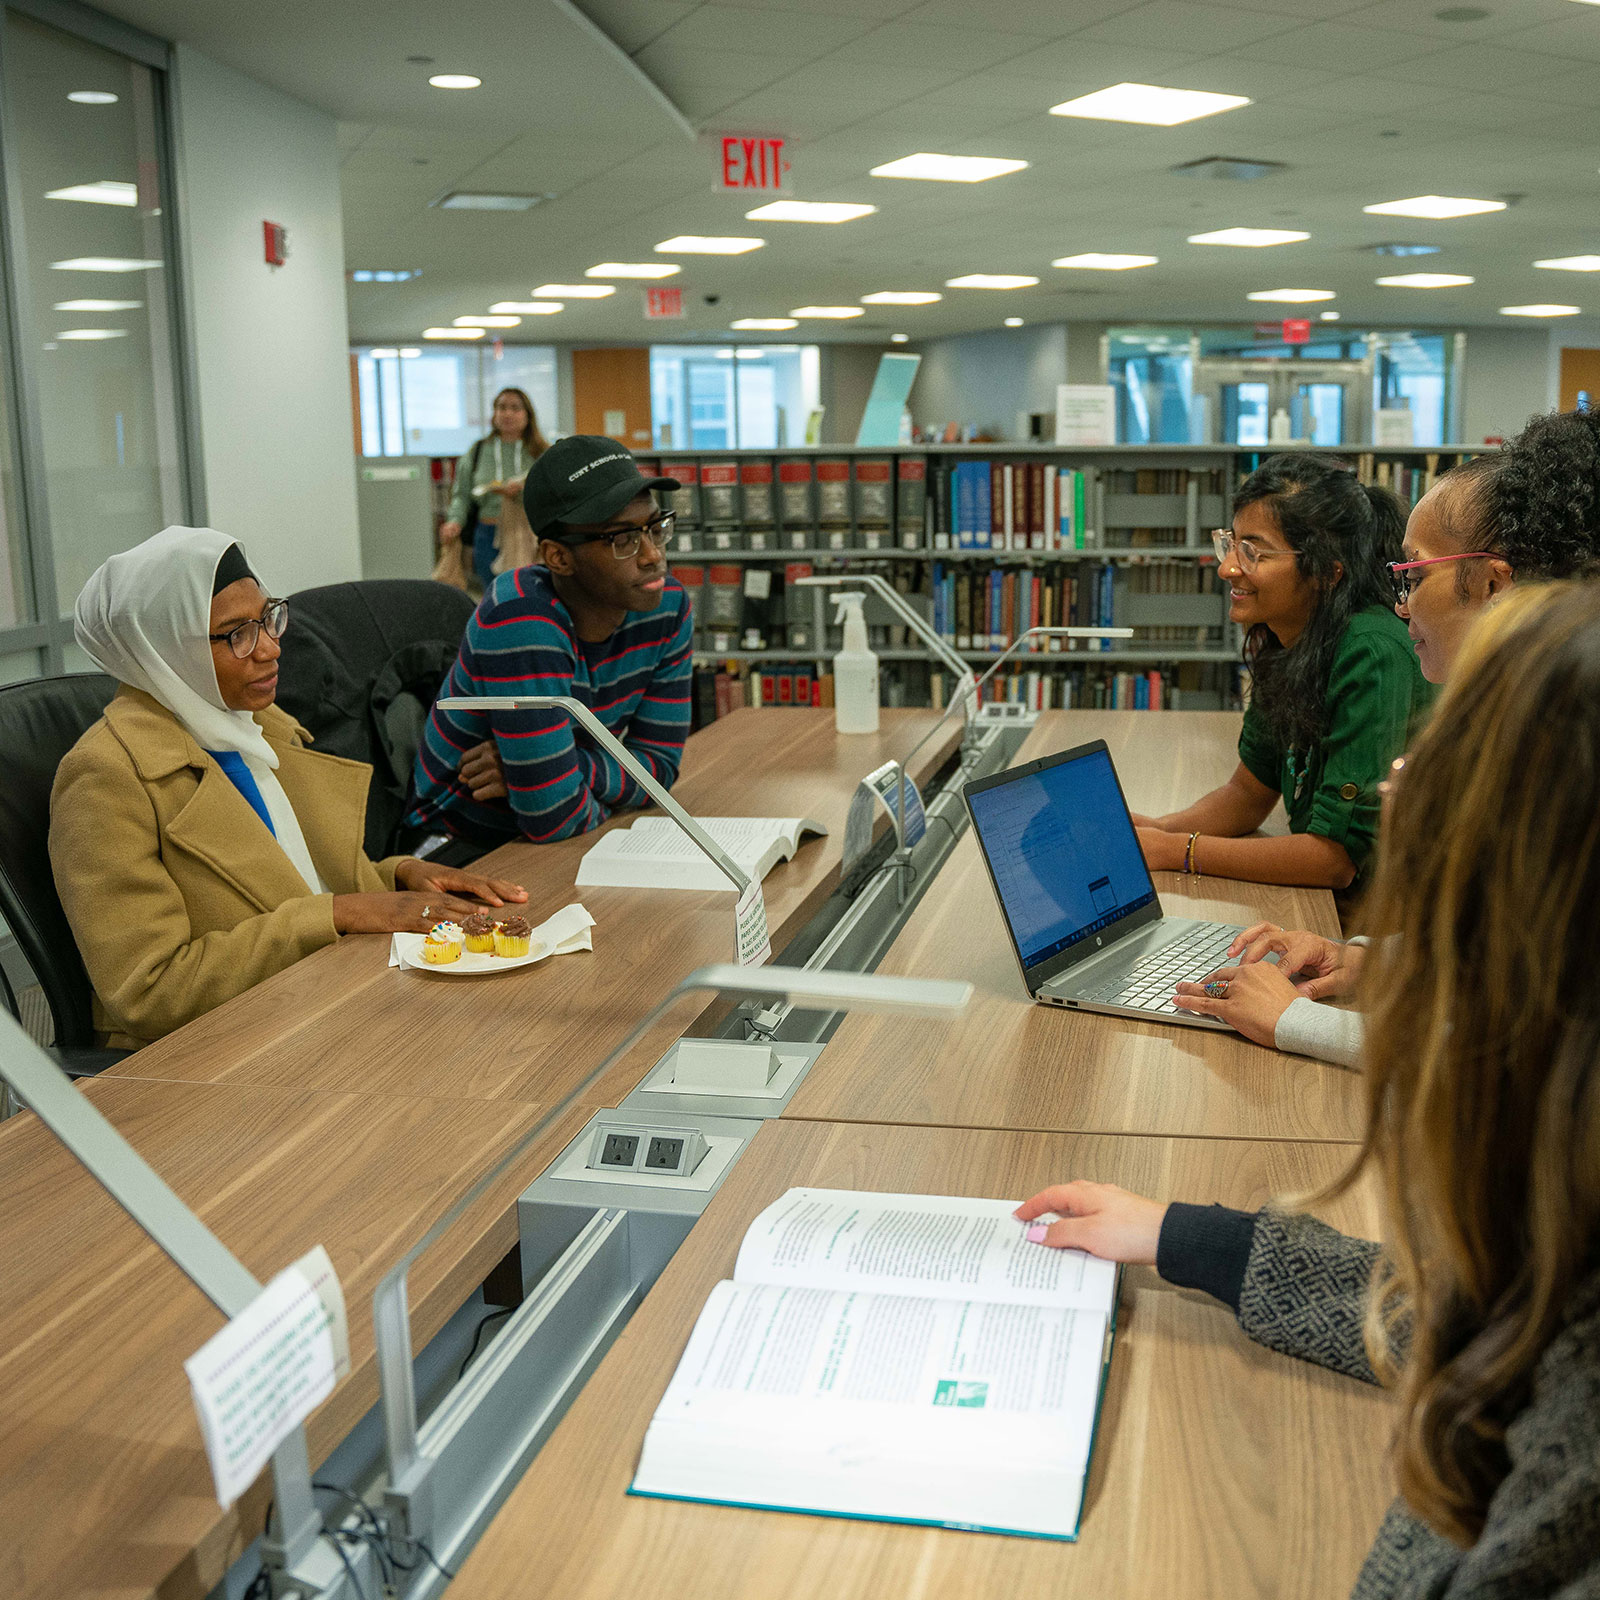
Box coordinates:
[263,221,288,267]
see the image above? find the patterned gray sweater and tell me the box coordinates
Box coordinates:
[1158,1205,1600,1598]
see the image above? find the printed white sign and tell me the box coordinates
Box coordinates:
[735,878,771,967]
[184,1246,350,1508]
[1054,384,1117,447]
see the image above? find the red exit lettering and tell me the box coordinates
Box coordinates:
[718,134,787,191]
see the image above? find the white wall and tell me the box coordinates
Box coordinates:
[1459,326,1554,447]
[908,324,1069,440]
[171,46,360,592]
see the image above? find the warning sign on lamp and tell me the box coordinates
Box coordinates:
[646,286,685,320]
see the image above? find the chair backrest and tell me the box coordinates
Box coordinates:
[0,673,118,1047]
[275,579,476,857]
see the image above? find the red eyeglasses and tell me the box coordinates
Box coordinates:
[1388,552,1501,605]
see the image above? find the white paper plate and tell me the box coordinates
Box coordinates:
[394,935,551,975]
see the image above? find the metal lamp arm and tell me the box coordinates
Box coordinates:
[796,574,976,701]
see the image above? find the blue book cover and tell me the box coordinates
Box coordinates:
[975,461,992,550]
[955,463,976,550]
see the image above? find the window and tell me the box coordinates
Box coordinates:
[649,345,820,450]
[353,345,559,456]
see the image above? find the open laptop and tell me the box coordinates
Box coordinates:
[963,740,1252,1031]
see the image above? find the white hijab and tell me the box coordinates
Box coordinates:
[74,525,325,894]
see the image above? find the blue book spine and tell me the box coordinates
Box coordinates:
[976,462,992,550]
[956,464,975,550]
[1134,675,1149,710]
[1099,564,1114,652]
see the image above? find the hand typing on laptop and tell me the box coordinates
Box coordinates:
[1228,921,1365,1002]
[1171,960,1300,1046]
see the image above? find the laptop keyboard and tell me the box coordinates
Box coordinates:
[1077,923,1239,1014]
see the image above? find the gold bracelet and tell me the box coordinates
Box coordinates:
[1184,831,1200,874]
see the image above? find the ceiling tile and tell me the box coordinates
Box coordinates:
[1233,19,1456,64]
[1373,41,1584,88]
[575,0,700,55]
[1075,1,1305,52]
[644,4,877,56]
[1493,12,1600,64]
[897,0,1146,32]
[1338,0,1563,43]
[825,20,1046,72]
[985,38,1202,84]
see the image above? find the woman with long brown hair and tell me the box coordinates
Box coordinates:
[1017,580,1600,1594]
[439,386,550,590]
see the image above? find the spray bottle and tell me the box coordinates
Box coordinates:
[831,592,880,734]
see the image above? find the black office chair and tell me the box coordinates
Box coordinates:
[275,579,476,858]
[0,672,127,1077]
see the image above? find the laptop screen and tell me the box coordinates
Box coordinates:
[965,745,1157,970]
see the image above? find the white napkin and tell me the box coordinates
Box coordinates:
[389,902,596,967]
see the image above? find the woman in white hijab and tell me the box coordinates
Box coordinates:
[51,526,525,1048]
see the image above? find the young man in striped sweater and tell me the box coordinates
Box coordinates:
[407,436,692,848]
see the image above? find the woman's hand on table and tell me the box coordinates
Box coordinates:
[1136,825,1188,872]
[333,890,481,935]
[1014,1182,1166,1265]
[1227,921,1361,1001]
[1172,959,1300,1045]
[459,739,509,802]
[394,856,527,908]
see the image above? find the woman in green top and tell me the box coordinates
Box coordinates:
[1134,453,1431,891]
[438,387,550,589]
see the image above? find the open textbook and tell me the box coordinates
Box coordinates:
[630,1188,1120,1540]
[575,816,827,892]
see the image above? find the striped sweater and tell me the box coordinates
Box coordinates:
[406,566,693,845]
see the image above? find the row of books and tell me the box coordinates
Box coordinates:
[643,456,925,533]
[930,661,1239,713]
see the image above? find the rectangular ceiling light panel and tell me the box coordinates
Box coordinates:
[45,180,137,206]
[532,284,615,297]
[490,301,564,314]
[1051,83,1250,125]
[1052,253,1157,269]
[1363,195,1505,219]
[437,192,546,211]
[869,153,1027,183]
[587,263,680,278]
[1188,228,1308,246]
[746,200,876,223]
[655,236,764,254]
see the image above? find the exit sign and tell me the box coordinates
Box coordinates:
[1282,318,1312,344]
[717,133,789,191]
[645,286,684,320]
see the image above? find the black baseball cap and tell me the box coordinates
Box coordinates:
[523,435,679,539]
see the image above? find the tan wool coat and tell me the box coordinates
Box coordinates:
[49,686,403,1049]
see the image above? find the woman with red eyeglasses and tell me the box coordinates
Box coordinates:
[1177,407,1600,1059]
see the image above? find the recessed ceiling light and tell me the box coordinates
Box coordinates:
[655,236,764,254]
[399,347,421,357]
[861,291,941,305]
[1500,303,1581,316]
[531,283,614,298]
[45,180,136,207]
[428,74,482,89]
[1319,311,1341,321]
[586,262,680,278]
[734,349,763,359]
[790,306,865,318]
[490,301,564,314]
[436,192,545,211]
[424,326,485,338]
[1246,287,1337,302]
[869,153,1028,183]
[1188,227,1308,246]
[453,315,520,327]
[1376,272,1474,287]
[1535,255,1600,272]
[1364,195,1505,218]
[349,268,422,283]
[1004,317,1024,327]
[890,333,909,343]
[1050,83,1250,126]
[746,200,877,223]
[731,318,798,329]
[946,274,1039,289]
[1052,253,1158,270]
[53,298,140,311]
[68,90,118,104]
[1368,242,1442,257]
[50,257,160,272]
[56,328,127,340]
[370,348,401,359]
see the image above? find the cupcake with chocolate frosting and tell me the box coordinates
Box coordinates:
[493,915,533,958]
[461,911,498,954]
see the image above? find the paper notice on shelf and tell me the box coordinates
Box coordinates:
[842,760,927,872]
[184,1246,350,1508]
[1054,384,1117,446]
[735,878,771,967]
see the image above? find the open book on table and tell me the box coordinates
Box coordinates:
[575,816,827,892]
[630,1187,1119,1540]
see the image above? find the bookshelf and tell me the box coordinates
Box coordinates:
[633,442,1480,725]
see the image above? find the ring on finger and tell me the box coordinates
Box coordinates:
[1203,979,1231,998]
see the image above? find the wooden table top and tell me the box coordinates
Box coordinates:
[106,707,960,1108]
[449,1116,1394,1600]
[786,710,1366,1145]
[0,1074,590,1600]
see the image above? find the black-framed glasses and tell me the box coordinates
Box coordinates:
[574,512,675,560]
[208,599,288,658]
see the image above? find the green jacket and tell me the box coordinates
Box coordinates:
[447,435,533,528]
[1238,605,1433,888]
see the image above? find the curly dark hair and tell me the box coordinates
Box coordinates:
[1433,409,1600,594]
[1237,453,1405,753]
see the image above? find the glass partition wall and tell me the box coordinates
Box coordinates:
[0,2,189,676]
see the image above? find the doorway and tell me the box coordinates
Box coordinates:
[1193,357,1373,447]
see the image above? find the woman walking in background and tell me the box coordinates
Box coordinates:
[438,386,549,590]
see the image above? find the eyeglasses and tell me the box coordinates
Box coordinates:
[1388,551,1500,605]
[1211,528,1291,574]
[208,599,288,658]
[574,512,675,560]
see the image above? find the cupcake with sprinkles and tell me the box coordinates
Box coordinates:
[493,915,533,959]
[420,920,465,964]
